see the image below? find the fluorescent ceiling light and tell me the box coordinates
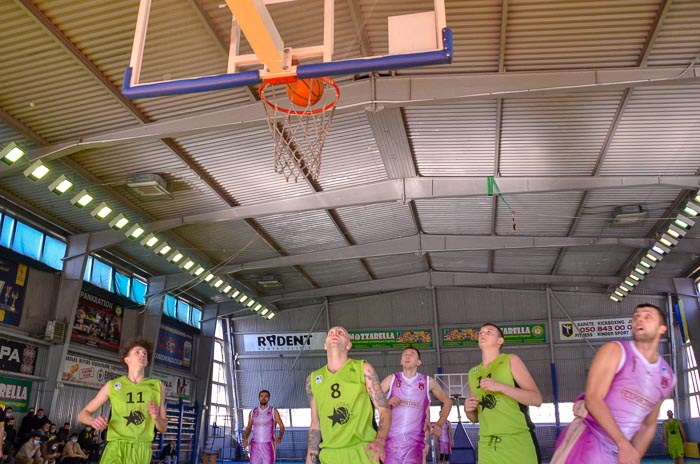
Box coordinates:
[624,278,637,287]
[644,250,663,263]
[683,201,700,217]
[253,303,262,312]
[70,190,94,208]
[666,224,686,239]
[0,142,25,165]
[154,242,172,255]
[108,213,129,230]
[179,259,195,271]
[222,284,232,293]
[659,233,679,248]
[639,258,656,269]
[230,290,241,299]
[48,175,73,195]
[246,299,255,307]
[192,266,205,277]
[23,161,49,181]
[260,308,269,316]
[89,202,112,220]
[674,214,695,230]
[204,273,215,282]
[266,312,275,319]
[609,295,621,302]
[125,223,145,240]
[212,279,223,288]
[652,242,671,255]
[167,250,184,263]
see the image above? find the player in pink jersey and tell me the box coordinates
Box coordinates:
[551,303,675,464]
[435,420,453,464]
[381,347,453,464]
[243,390,284,464]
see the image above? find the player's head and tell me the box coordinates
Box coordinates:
[259,390,271,405]
[632,303,667,342]
[479,323,504,351]
[667,410,674,419]
[324,326,352,352]
[401,346,422,369]
[120,336,154,368]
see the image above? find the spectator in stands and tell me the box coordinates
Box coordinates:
[41,437,62,464]
[15,432,42,464]
[6,418,17,453]
[37,424,50,444]
[60,434,88,464]
[3,409,13,422]
[75,427,93,458]
[159,440,177,464]
[1,431,14,464]
[30,411,50,434]
[56,425,70,449]
[17,409,33,443]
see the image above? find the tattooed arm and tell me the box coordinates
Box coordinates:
[364,361,391,463]
[305,374,322,464]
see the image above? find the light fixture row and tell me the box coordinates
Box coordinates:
[609,193,699,303]
[4,141,276,320]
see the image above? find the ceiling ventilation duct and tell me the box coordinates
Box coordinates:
[126,173,171,197]
[611,205,648,225]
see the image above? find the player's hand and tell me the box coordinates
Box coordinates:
[388,397,401,408]
[147,400,159,419]
[275,436,282,444]
[479,377,504,393]
[616,439,641,464]
[365,437,385,463]
[463,396,479,413]
[431,423,442,436]
[91,416,108,431]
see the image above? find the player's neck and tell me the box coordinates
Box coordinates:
[633,339,660,363]
[127,368,146,384]
[402,367,418,378]
[326,351,349,373]
[481,348,500,366]
[258,404,269,410]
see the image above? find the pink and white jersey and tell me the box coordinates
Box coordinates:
[251,406,276,443]
[387,372,430,441]
[584,341,674,450]
[437,421,451,454]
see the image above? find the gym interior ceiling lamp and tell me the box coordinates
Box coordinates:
[108,213,129,230]
[23,160,49,181]
[0,142,25,165]
[70,190,94,208]
[48,175,73,195]
[125,223,145,240]
[90,202,112,220]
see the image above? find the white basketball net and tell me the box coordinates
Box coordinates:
[261,78,338,182]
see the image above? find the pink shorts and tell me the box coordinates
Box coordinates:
[551,418,617,464]
[250,441,275,464]
[385,436,424,464]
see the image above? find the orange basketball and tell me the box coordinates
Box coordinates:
[286,78,324,106]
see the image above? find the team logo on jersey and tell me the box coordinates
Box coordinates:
[253,409,259,417]
[471,368,477,374]
[480,394,497,410]
[315,375,322,384]
[114,382,122,390]
[328,404,351,427]
[661,376,670,389]
[124,410,145,426]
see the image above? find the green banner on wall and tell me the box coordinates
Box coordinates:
[348,329,433,349]
[442,323,546,346]
[0,377,32,411]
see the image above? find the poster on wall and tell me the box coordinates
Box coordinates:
[559,318,632,342]
[0,377,32,411]
[152,372,193,400]
[71,290,123,352]
[61,354,126,388]
[155,318,194,371]
[441,323,546,347]
[0,257,28,327]
[348,329,433,349]
[0,338,38,375]
[243,332,327,352]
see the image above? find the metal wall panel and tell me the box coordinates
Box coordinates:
[21,268,60,336]
[493,248,560,274]
[335,202,417,244]
[646,0,700,66]
[302,260,370,287]
[415,197,493,235]
[495,191,583,236]
[430,250,490,273]
[556,249,632,276]
[54,384,110,429]
[365,254,427,279]
[406,101,497,176]
[331,289,434,329]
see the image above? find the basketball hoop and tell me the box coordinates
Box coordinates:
[259,76,340,182]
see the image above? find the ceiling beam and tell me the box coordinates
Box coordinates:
[215,234,661,273]
[261,271,674,301]
[8,66,700,169]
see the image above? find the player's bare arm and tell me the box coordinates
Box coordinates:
[243,410,253,447]
[78,382,111,430]
[364,361,390,462]
[305,375,321,464]
[463,386,479,423]
[274,408,285,443]
[429,377,453,434]
[631,400,663,456]
[149,382,168,433]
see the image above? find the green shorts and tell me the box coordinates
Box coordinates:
[478,432,539,464]
[320,441,376,464]
[668,437,685,458]
[100,440,153,464]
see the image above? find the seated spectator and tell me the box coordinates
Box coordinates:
[75,428,92,456]
[5,418,17,454]
[41,437,62,464]
[56,425,70,445]
[159,440,177,464]
[30,411,50,435]
[15,432,42,464]
[17,409,35,444]
[60,434,87,464]
[1,431,14,464]
[37,424,50,445]
[47,425,58,442]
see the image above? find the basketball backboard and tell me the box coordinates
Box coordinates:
[122,0,452,99]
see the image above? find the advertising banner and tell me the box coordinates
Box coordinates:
[152,372,193,400]
[0,338,38,375]
[62,354,126,388]
[243,332,326,352]
[559,318,633,342]
[155,319,194,371]
[348,329,433,350]
[442,323,546,346]
[0,377,32,411]
[0,257,28,327]
[71,290,123,352]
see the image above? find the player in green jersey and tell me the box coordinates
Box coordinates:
[78,337,167,464]
[305,326,391,464]
[464,323,542,464]
[662,410,687,464]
